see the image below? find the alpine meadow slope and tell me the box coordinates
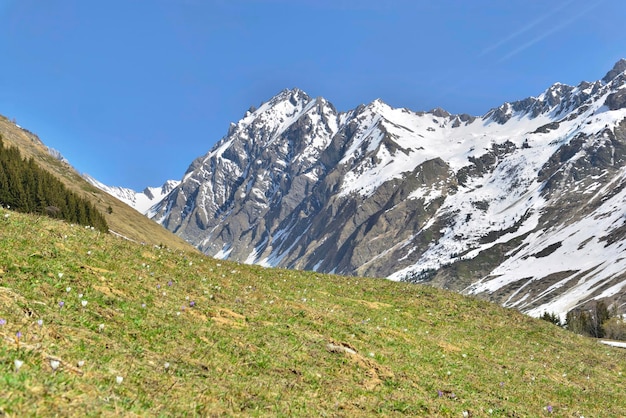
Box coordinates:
[151,60,626,318]
[1,208,625,416]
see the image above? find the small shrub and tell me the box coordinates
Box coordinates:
[603,317,626,340]
[540,311,562,326]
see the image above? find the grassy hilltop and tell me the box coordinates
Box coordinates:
[1,209,625,417]
[0,115,195,253]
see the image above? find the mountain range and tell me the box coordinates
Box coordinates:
[83,174,179,215]
[90,60,626,319]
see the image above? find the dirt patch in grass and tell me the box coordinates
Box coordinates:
[210,307,248,328]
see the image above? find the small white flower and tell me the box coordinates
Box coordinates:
[463,411,469,418]
[164,362,170,369]
[87,250,92,255]
[78,293,83,299]
[98,323,105,332]
[4,213,9,218]
[116,376,123,384]
[81,300,88,307]
[37,319,43,327]
[77,360,85,367]
[65,286,71,292]
[176,311,181,316]
[462,353,467,358]
[50,360,60,371]
[369,352,375,358]
[14,359,24,371]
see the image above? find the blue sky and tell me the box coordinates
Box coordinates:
[1,0,624,190]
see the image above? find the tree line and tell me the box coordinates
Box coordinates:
[0,136,108,232]
[541,300,626,340]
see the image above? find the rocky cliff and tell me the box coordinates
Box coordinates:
[151,60,626,317]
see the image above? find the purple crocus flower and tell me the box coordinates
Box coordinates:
[16,331,22,339]
[0,318,6,326]
[437,390,443,397]
[167,280,173,287]
[59,301,65,308]
[189,301,196,307]
[547,405,553,413]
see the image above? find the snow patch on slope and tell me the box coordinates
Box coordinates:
[84,174,179,215]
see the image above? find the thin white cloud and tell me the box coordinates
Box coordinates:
[479,0,575,57]
[497,0,603,62]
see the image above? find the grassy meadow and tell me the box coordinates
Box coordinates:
[1,208,625,416]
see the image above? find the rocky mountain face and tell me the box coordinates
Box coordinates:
[84,174,179,215]
[152,59,626,318]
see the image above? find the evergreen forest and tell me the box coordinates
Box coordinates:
[0,136,108,232]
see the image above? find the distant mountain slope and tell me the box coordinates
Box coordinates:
[83,174,179,214]
[152,59,626,317]
[0,115,195,252]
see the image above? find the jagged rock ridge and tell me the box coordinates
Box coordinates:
[152,60,626,318]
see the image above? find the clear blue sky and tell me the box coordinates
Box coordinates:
[1,0,624,190]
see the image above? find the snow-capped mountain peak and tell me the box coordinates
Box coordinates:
[152,60,626,319]
[84,174,179,215]
[602,58,626,84]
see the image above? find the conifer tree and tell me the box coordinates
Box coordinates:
[0,135,108,232]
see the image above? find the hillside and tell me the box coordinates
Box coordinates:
[1,209,625,416]
[151,60,626,318]
[0,114,195,253]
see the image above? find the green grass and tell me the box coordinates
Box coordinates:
[1,209,625,416]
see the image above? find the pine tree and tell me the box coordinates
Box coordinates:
[0,135,108,232]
